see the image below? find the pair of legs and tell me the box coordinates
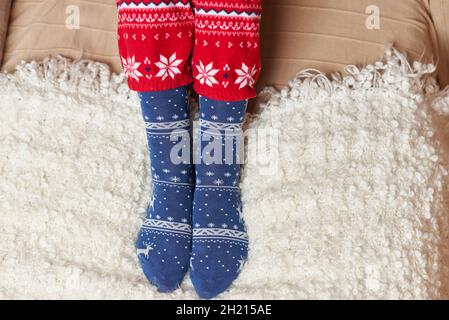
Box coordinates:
[117,0,262,298]
[137,88,247,298]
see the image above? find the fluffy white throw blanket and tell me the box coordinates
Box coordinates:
[1,48,449,299]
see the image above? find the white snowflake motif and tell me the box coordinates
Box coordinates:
[233,225,238,230]
[172,114,179,120]
[170,176,181,183]
[211,115,219,120]
[155,53,183,80]
[205,171,215,177]
[195,61,219,87]
[149,197,155,210]
[121,55,143,81]
[156,116,164,121]
[167,216,174,221]
[237,257,246,273]
[194,223,201,228]
[214,179,224,186]
[224,172,232,177]
[181,218,188,223]
[153,174,160,180]
[162,169,171,174]
[208,223,215,228]
[222,223,228,228]
[235,63,257,89]
[180,170,188,175]
[226,117,235,122]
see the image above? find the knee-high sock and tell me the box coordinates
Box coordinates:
[190,96,248,299]
[135,86,194,292]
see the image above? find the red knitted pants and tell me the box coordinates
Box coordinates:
[117,0,262,101]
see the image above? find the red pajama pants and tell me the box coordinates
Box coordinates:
[117,0,262,101]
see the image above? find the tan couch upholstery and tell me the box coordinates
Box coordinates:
[2,0,120,74]
[429,0,449,88]
[0,0,12,66]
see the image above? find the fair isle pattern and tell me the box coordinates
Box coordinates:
[193,8,261,37]
[143,218,192,235]
[117,11,194,30]
[153,179,194,187]
[117,13,194,29]
[117,0,194,29]
[119,18,193,30]
[199,119,243,131]
[191,0,261,100]
[117,0,194,92]
[192,0,261,11]
[194,21,260,36]
[194,29,259,38]
[118,1,191,9]
[145,119,190,130]
[117,0,262,100]
[193,228,248,243]
[194,8,260,18]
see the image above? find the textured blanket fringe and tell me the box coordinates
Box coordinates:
[258,46,438,108]
[0,47,442,109]
[0,55,134,101]
[430,85,449,116]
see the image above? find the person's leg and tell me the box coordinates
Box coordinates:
[190,0,262,298]
[191,97,248,299]
[117,0,194,92]
[117,1,195,292]
[191,0,262,101]
[137,87,194,292]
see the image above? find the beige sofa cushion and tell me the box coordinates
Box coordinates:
[1,0,439,90]
[0,0,12,66]
[259,0,437,89]
[2,0,121,74]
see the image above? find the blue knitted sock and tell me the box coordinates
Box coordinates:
[190,97,248,299]
[136,86,194,292]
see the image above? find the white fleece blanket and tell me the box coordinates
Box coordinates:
[1,48,449,299]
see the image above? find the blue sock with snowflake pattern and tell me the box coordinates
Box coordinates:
[135,86,194,292]
[190,97,248,299]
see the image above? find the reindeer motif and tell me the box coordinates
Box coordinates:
[136,242,154,260]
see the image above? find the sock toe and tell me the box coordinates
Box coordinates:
[140,259,186,293]
[190,271,237,299]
